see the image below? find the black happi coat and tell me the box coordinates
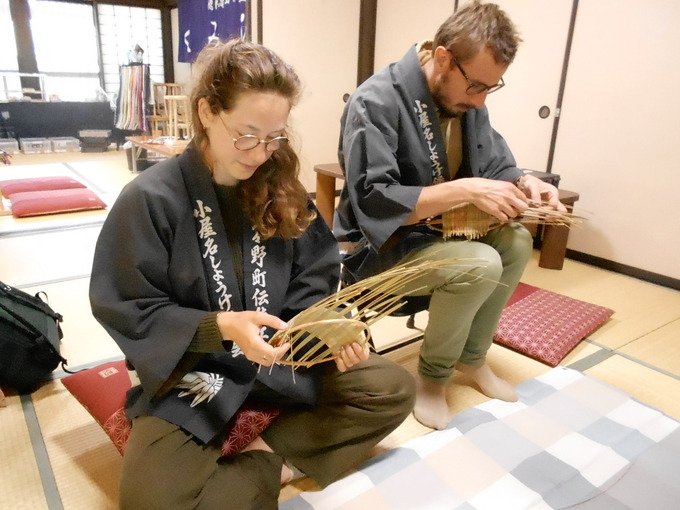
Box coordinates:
[90,145,341,443]
[335,45,523,280]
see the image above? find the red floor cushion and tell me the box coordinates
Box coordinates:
[8,188,107,217]
[0,176,86,198]
[495,283,614,366]
[62,360,279,455]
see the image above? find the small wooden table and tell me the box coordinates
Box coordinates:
[126,136,189,172]
[313,162,579,271]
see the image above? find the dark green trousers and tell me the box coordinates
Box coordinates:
[118,353,415,510]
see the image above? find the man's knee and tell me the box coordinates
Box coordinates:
[491,223,533,261]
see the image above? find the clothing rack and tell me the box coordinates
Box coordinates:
[114,63,150,132]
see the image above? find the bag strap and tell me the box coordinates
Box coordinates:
[0,282,64,337]
[0,303,67,363]
[0,300,67,362]
[0,282,85,375]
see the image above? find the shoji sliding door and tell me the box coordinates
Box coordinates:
[552,0,680,280]
[484,0,574,174]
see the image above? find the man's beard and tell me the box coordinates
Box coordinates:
[432,74,475,118]
[433,92,475,118]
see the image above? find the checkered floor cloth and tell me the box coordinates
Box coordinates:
[282,367,680,509]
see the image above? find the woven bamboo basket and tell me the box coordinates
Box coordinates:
[422,201,582,240]
[268,252,485,369]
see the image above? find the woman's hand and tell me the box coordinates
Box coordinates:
[334,341,370,372]
[217,310,290,366]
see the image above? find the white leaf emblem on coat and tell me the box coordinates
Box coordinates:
[230,342,244,358]
[175,372,224,407]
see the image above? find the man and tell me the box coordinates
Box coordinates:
[335,1,565,430]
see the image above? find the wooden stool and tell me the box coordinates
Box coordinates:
[313,162,579,270]
[164,95,192,140]
[149,83,185,138]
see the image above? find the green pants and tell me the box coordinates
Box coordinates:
[401,223,533,383]
[118,353,414,510]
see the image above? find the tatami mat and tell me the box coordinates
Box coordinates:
[22,278,123,369]
[618,318,680,375]
[0,159,131,239]
[0,225,102,285]
[585,354,680,421]
[521,255,680,350]
[1,394,49,510]
[31,381,122,510]
[64,160,136,196]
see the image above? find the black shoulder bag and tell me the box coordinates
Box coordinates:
[0,280,68,394]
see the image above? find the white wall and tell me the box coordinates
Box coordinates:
[373,0,456,73]
[260,0,361,191]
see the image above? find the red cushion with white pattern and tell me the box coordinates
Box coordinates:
[494,283,614,366]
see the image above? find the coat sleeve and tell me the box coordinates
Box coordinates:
[340,92,423,251]
[280,207,342,321]
[89,167,208,398]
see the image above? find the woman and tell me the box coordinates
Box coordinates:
[90,39,415,509]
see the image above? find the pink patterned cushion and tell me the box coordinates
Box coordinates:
[221,408,280,456]
[494,284,614,366]
[103,408,131,454]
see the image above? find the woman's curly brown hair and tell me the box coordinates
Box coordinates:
[190,38,315,240]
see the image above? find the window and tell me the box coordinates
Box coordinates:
[97,4,164,96]
[0,0,19,73]
[1,1,165,102]
[28,0,102,101]
[0,0,20,101]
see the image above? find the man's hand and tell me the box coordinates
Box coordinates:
[463,177,529,221]
[517,175,567,212]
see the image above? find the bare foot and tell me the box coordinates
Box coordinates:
[457,363,518,402]
[413,374,449,430]
[241,436,293,484]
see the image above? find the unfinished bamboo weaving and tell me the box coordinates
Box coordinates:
[268,253,485,369]
[422,201,582,240]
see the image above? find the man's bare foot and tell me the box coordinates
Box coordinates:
[413,374,449,430]
[457,363,518,402]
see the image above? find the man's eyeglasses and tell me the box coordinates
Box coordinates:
[219,115,288,151]
[450,54,505,95]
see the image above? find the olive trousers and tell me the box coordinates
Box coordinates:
[118,353,415,510]
[400,223,533,383]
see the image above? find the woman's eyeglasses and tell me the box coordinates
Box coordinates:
[232,134,288,152]
[218,115,288,151]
